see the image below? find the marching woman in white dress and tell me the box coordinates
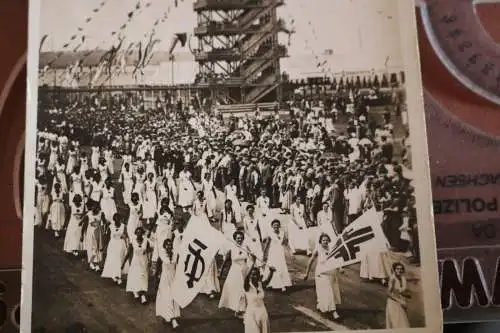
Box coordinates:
[47,140,59,171]
[155,200,174,245]
[103,146,115,175]
[91,145,100,169]
[143,172,158,225]
[66,145,78,175]
[221,199,238,252]
[163,162,177,206]
[144,152,156,178]
[101,213,127,286]
[385,262,411,328]
[263,220,292,292]
[304,233,341,320]
[316,202,337,242]
[82,170,93,201]
[255,189,270,219]
[80,152,89,176]
[157,178,169,206]
[100,178,117,223]
[63,194,85,256]
[83,203,106,272]
[69,166,83,202]
[177,165,195,210]
[127,193,143,240]
[54,157,68,193]
[156,238,181,329]
[126,227,151,304]
[219,230,250,317]
[289,197,313,255]
[243,205,264,265]
[119,162,134,205]
[98,157,110,182]
[90,173,104,205]
[202,171,217,214]
[47,182,66,238]
[35,177,50,227]
[224,179,242,223]
[243,265,276,333]
[133,166,146,202]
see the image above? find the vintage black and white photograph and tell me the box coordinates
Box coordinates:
[22,0,441,332]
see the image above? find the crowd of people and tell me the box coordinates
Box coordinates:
[33,86,419,332]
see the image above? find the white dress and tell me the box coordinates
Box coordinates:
[386,276,410,328]
[55,163,67,192]
[35,182,50,226]
[360,250,388,280]
[70,173,83,196]
[143,180,157,219]
[47,144,58,171]
[66,149,77,174]
[83,177,92,198]
[156,250,180,322]
[127,202,143,238]
[104,149,114,174]
[101,223,127,279]
[126,237,150,293]
[202,178,217,213]
[98,164,109,182]
[244,283,270,333]
[163,168,177,203]
[80,157,89,175]
[288,203,312,252]
[266,230,292,289]
[178,170,195,207]
[133,173,145,202]
[90,181,103,203]
[47,191,65,231]
[255,196,270,219]
[152,211,174,262]
[63,202,85,252]
[121,168,134,204]
[244,216,264,263]
[100,187,117,222]
[219,245,248,312]
[221,209,237,253]
[315,245,341,312]
[316,210,337,242]
[145,160,156,177]
[84,211,104,263]
[91,146,100,169]
[225,184,242,223]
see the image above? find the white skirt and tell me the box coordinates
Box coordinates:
[288,222,311,252]
[101,238,127,279]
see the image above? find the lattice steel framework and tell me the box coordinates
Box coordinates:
[193,0,288,104]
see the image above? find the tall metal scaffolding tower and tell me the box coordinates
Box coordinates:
[193,0,288,105]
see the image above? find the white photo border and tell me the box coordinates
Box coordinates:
[21,0,443,332]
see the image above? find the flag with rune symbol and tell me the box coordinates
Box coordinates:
[172,214,226,308]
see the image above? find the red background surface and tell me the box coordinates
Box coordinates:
[0,0,27,270]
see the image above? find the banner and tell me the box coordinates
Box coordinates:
[317,208,387,273]
[172,215,226,308]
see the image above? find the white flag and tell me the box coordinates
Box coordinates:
[172,215,226,308]
[317,208,388,273]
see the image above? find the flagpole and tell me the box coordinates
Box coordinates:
[171,56,175,85]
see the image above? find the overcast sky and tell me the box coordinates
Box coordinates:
[39,0,405,74]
